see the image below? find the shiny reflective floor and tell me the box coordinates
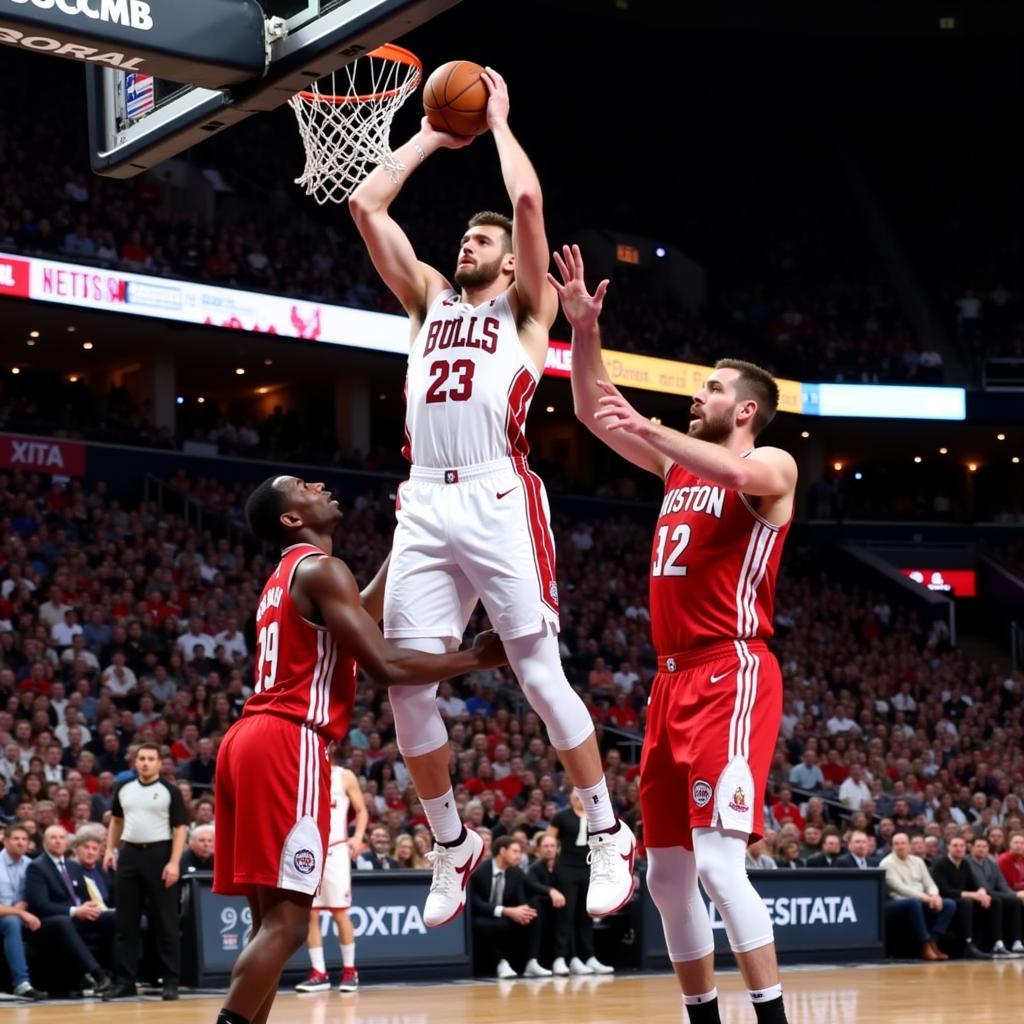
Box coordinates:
[5,961,1022,1023]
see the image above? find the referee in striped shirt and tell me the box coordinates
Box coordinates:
[103,743,189,1000]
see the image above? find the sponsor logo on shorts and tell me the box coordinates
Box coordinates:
[709,669,734,684]
[548,581,559,603]
[294,848,317,874]
[692,780,713,808]
[665,657,677,673]
[728,787,749,813]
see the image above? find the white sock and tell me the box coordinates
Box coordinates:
[576,778,615,832]
[421,789,463,844]
[308,946,326,973]
[341,942,356,968]
[749,983,783,1003]
[683,988,718,1005]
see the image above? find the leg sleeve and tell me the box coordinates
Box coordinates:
[504,630,594,751]
[388,638,450,757]
[693,827,774,954]
[645,846,714,963]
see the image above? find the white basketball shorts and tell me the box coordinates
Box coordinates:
[384,456,560,642]
[312,840,353,910]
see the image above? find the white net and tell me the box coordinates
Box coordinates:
[288,45,422,206]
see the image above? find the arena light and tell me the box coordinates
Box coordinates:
[25,340,35,347]
[67,374,79,382]
[197,397,206,404]
[939,447,948,455]
[546,405,555,413]
[10,367,20,375]
[82,341,94,350]
[29,330,39,338]
[176,396,185,405]
[833,461,843,471]
[800,431,810,438]
[997,433,1006,441]
[854,472,863,480]
[967,462,978,472]
[256,387,269,395]
[913,456,922,464]
[1013,457,1020,465]
[235,367,245,376]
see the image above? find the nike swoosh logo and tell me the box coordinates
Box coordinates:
[710,670,734,684]
[496,488,516,500]
[454,858,475,891]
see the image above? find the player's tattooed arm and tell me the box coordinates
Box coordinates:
[300,555,506,686]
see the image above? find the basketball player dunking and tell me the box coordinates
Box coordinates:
[212,476,504,1024]
[349,70,634,927]
[550,246,795,1024]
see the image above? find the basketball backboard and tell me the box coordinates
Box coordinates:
[84,0,459,178]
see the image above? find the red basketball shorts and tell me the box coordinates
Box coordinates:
[214,713,330,896]
[640,639,782,849]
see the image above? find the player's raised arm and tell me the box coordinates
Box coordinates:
[348,121,471,323]
[549,244,670,478]
[297,555,505,687]
[594,381,798,499]
[483,69,558,334]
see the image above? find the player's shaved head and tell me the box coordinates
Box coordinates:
[246,475,291,546]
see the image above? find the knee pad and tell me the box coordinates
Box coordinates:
[646,846,714,963]
[504,630,594,750]
[388,638,449,757]
[693,828,774,953]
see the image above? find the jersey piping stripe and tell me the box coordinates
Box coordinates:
[734,524,766,637]
[744,530,778,638]
[504,366,535,457]
[512,460,559,615]
[733,639,760,760]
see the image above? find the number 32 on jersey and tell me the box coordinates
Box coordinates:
[652,523,691,577]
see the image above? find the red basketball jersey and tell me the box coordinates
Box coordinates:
[244,543,357,742]
[650,460,791,655]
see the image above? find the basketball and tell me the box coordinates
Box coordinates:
[423,60,490,136]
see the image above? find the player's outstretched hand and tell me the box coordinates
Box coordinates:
[470,628,506,669]
[481,67,509,130]
[547,244,609,331]
[593,379,651,436]
[420,116,476,151]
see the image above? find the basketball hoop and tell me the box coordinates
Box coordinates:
[288,44,422,206]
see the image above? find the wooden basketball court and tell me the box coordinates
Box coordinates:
[3,961,1019,1023]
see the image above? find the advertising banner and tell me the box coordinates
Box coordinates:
[0,432,87,476]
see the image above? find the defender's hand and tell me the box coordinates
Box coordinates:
[594,380,652,436]
[470,629,506,669]
[547,244,609,331]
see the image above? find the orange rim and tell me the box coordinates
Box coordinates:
[294,43,422,105]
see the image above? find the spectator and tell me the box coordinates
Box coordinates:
[807,828,843,868]
[929,835,1000,959]
[839,764,872,811]
[175,617,216,660]
[24,824,115,994]
[776,839,805,869]
[745,837,778,870]
[469,835,538,979]
[997,831,1024,894]
[548,790,604,976]
[967,836,1024,955]
[523,833,568,977]
[104,744,189,1000]
[355,826,399,871]
[771,788,806,830]
[0,823,46,1000]
[880,832,955,960]
[834,830,873,869]
[788,749,825,792]
[181,824,215,874]
[184,738,217,791]
[71,825,114,910]
[392,834,428,870]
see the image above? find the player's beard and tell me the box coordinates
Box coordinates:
[454,253,504,289]
[688,406,735,444]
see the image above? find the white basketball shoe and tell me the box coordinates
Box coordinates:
[424,827,485,927]
[586,821,636,917]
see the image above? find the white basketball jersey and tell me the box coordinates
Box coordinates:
[327,766,350,845]
[403,289,540,468]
